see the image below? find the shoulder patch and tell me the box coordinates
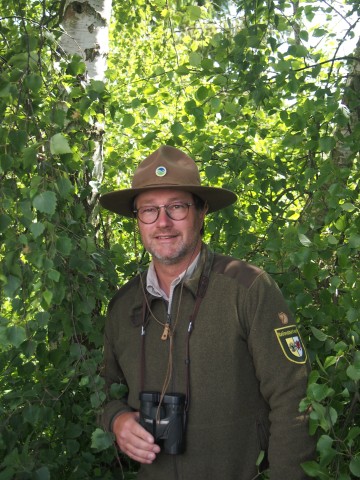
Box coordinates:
[274,325,307,364]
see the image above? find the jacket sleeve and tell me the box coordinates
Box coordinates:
[244,271,316,480]
[100,311,134,432]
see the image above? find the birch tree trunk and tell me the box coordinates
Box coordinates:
[60,0,112,80]
[59,0,113,207]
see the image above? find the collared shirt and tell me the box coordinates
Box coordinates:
[146,253,200,312]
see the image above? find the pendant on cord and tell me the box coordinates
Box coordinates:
[161,323,170,341]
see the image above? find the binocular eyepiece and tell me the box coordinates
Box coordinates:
[139,391,187,455]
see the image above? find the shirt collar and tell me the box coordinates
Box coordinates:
[146,252,200,302]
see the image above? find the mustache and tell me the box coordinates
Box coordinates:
[150,228,180,237]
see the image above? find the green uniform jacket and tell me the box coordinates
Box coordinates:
[101,244,315,480]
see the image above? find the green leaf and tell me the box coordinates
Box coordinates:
[47,269,60,282]
[65,422,83,439]
[0,466,15,480]
[349,234,360,249]
[341,203,356,212]
[335,215,346,231]
[301,461,328,478]
[347,364,360,381]
[324,356,337,369]
[147,105,158,118]
[67,54,86,75]
[319,136,335,153]
[25,73,42,93]
[189,52,202,67]
[195,86,208,101]
[0,153,12,172]
[56,236,73,255]
[42,290,53,306]
[308,383,333,402]
[110,383,128,399]
[0,80,11,98]
[187,5,201,20]
[3,275,21,298]
[23,145,37,169]
[35,467,50,480]
[33,191,57,215]
[171,122,184,136]
[350,457,360,478]
[143,84,157,95]
[50,133,72,155]
[300,30,309,42]
[91,428,114,452]
[313,28,328,37]
[205,164,222,180]
[255,450,265,467]
[56,177,74,198]
[287,44,309,57]
[310,326,328,342]
[299,233,312,247]
[30,222,45,238]
[346,427,360,446]
[23,404,42,426]
[0,214,11,232]
[9,129,27,152]
[89,79,106,94]
[123,113,135,127]
[6,325,26,347]
[90,391,106,408]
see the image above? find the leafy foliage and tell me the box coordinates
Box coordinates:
[0,1,121,478]
[1,0,359,478]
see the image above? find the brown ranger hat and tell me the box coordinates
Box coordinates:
[99,145,237,217]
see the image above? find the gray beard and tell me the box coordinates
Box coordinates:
[148,237,200,266]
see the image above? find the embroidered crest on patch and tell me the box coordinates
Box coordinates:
[155,166,167,177]
[278,312,289,325]
[274,325,307,364]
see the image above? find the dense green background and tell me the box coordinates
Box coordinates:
[1,0,359,478]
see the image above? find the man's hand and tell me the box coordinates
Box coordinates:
[112,411,161,464]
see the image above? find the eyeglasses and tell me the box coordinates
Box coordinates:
[134,202,194,224]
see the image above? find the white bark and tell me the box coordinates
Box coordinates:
[60,0,112,202]
[60,0,112,81]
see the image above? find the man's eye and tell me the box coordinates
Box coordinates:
[141,207,157,214]
[169,203,185,211]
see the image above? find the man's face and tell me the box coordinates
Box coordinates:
[135,189,206,266]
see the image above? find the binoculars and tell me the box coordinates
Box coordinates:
[139,391,187,455]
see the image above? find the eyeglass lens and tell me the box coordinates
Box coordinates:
[136,202,192,224]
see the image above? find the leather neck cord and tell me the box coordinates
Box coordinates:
[140,249,214,412]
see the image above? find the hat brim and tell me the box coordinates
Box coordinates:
[99,185,237,217]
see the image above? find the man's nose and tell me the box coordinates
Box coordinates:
[156,206,173,225]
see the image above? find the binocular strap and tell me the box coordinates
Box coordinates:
[140,249,214,412]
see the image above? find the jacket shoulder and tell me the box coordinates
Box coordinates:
[212,252,264,290]
[107,273,142,314]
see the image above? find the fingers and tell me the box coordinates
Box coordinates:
[112,411,161,464]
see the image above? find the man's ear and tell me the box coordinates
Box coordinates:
[199,202,208,236]
[203,202,209,216]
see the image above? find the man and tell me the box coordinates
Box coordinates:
[99,145,315,479]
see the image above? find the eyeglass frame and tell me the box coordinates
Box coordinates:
[133,201,194,224]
